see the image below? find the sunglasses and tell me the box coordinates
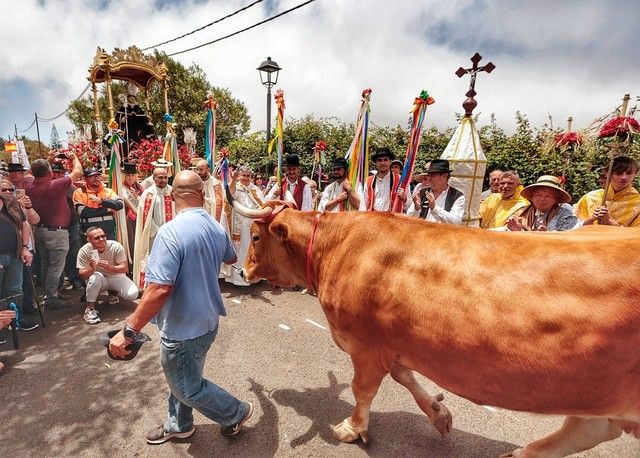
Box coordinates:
[1,188,15,192]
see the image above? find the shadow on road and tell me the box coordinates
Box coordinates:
[270,371,519,456]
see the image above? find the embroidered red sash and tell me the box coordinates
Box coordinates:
[366,173,398,211]
[281,178,305,210]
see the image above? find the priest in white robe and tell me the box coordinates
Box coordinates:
[226,165,264,286]
[132,167,175,289]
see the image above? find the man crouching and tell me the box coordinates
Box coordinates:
[77,226,138,324]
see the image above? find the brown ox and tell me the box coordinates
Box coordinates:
[235,203,640,456]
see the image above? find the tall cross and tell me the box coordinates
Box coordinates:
[455,52,495,117]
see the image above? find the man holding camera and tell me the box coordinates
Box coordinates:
[408,159,465,225]
[24,151,83,310]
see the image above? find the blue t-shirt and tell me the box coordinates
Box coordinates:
[145,207,236,340]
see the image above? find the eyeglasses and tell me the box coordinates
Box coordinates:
[1,188,15,192]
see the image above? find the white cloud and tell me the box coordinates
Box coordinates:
[1,0,638,145]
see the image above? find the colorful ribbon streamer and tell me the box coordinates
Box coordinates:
[163,113,181,176]
[204,95,217,170]
[390,90,435,213]
[269,89,285,186]
[344,89,372,210]
[108,136,131,262]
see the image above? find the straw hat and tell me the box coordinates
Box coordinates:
[521,175,571,204]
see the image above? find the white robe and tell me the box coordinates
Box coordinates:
[318,181,364,212]
[225,183,264,286]
[132,184,175,289]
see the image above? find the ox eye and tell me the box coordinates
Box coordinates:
[252,234,260,242]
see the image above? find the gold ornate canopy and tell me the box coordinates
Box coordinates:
[87,45,169,122]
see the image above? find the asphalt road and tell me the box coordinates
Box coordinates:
[1,283,637,457]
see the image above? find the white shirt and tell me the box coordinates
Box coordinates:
[318,181,364,212]
[362,173,392,211]
[266,178,313,211]
[408,186,466,225]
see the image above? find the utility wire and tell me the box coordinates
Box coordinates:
[38,83,91,122]
[17,117,36,133]
[168,0,317,57]
[142,0,264,51]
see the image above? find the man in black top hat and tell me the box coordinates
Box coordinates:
[265,154,313,210]
[318,157,362,211]
[363,147,407,212]
[7,162,31,189]
[408,159,465,225]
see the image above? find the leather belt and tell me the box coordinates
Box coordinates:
[79,216,115,223]
[35,224,68,231]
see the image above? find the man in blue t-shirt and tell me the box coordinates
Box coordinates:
[110,170,253,445]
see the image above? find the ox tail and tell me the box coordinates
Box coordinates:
[225,184,273,219]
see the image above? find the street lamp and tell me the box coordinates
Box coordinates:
[257,56,281,175]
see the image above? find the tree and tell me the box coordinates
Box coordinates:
[67,51,250,151]
[50,124,62,149]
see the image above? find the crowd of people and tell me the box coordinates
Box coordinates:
[0,147,638,373]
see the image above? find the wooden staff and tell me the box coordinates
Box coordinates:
[600,94,630,209]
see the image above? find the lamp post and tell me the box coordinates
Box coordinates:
[257,56,281,176]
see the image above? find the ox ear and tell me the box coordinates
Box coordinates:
[270,220,290,242]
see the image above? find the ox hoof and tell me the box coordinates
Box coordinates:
[499,448,524,458]
[332,418,369,444]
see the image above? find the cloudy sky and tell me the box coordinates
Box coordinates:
[1,0,638,147]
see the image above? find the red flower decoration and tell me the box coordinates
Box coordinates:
[554,132,582,147]
[314,140,327,151]
[599,116,640,138]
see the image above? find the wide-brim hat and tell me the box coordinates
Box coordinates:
[122,162,138,175]
[151,158,171,168]
[521,175,571,204]
[84,167,101,177]
[101,329,151,361]
[284,154,300,167]
[371,147,395,162]
[390,159,404,168]
[7,162,27,172]
[424,159,452,174]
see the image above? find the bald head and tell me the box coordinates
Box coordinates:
[194,159,211,180]
[173,170,203,198]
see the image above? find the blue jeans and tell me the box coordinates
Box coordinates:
[34,227,69,302]
[160,327,247,433]
[0,253,24,299]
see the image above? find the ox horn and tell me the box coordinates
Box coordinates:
[224,184,273,218]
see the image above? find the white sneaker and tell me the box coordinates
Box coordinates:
[84,308,100,325]
[107,295,119,305]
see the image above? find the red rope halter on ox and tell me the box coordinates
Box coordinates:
[306,213,321,293]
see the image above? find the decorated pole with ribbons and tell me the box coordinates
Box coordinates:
[313,140,327,191]
[391,90,435,213]
[105,120,131,262]
[344,89,372,210]
[162,113,181,176]
[598,94,638,210]
[268,89,285,186]
[204,93,217,171]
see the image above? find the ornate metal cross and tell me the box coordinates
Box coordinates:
[455,52,495,117]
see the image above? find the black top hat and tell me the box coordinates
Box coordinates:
[332,157,349,170]
[371,147,395,162]
[51,162,66,172]
[7,163,26,172]
[285,154,300,167]
[424,159,453,174]
[101,329,151,361]
[123,162,137,175]
[84,167,101,177]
